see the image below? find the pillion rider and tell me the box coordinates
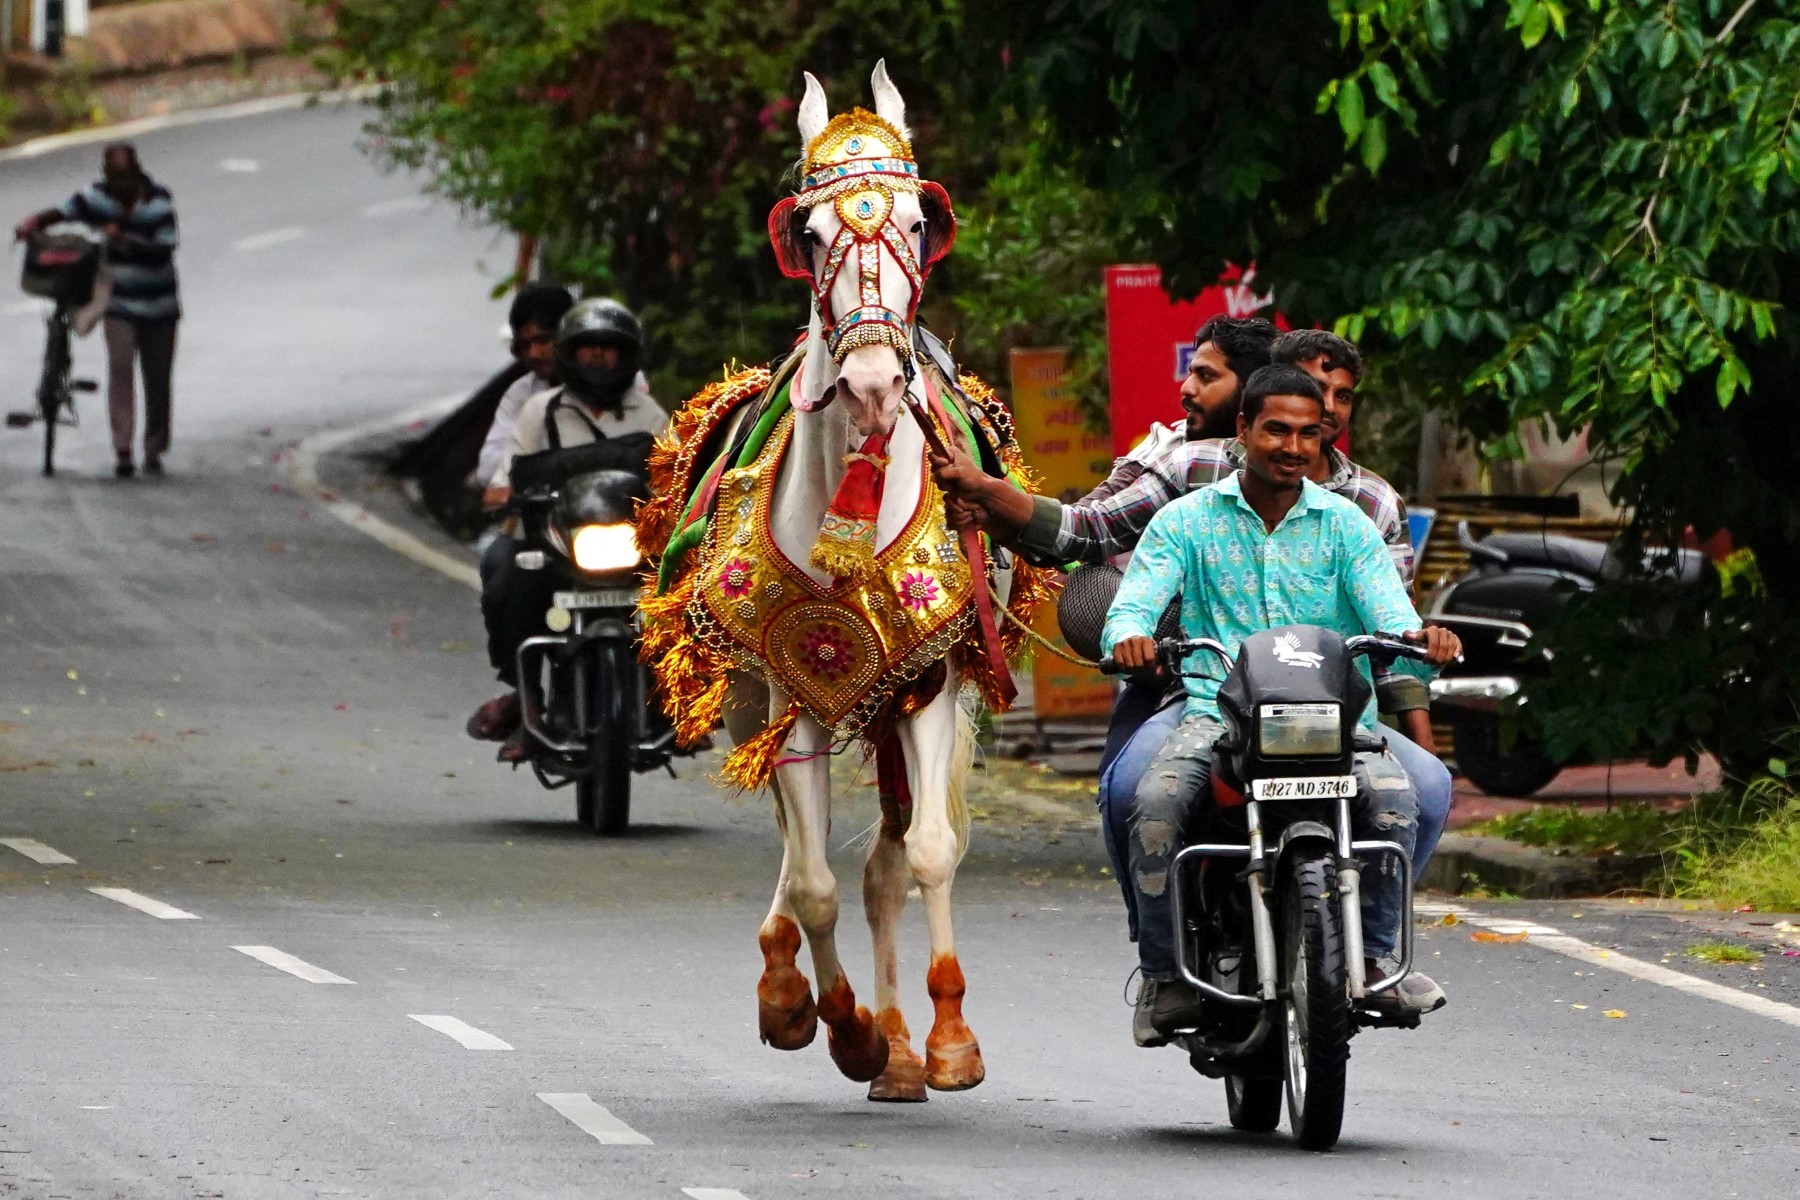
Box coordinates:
[930,322,1453,965]
[1102,366,1461,1044]
[465,298,668,761]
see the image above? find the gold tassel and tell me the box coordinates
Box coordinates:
[720,701,803,793]
[808,535,879,584]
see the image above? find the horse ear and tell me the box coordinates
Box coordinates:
[767,197,814,280]
[798,72,830,147]
[919,181,957,265]
[871,60,910,140]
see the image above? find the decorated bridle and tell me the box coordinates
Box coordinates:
[768,109,955,385]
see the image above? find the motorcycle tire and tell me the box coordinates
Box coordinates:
[1451,713,1560,798]
[1281,856,1350,1152]
[574,639,633,836]
[1224,1073,1282,1132]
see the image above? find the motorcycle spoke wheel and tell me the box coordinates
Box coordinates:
[575,640,634,836]
[1281,857,1350,1151]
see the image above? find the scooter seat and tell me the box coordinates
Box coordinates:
[1478,532,1706,585]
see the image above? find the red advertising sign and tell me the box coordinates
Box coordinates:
[1104,264,1284,456]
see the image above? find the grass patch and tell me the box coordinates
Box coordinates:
[1674,777,1800,912]
[1684,940,1762,964]
[1473,802,1677,859]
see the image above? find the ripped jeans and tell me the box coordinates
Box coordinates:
[1128,714,1420,981]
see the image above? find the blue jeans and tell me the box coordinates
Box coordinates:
[1386,725,1452,877]
[1125,715,1419,981]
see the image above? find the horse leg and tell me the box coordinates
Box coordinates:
[774,695,888,1083]
[863,787,926,1102]
[899,684,985,1091]
[728,679,816,1049]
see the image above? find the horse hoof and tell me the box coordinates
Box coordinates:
[757,965,818,1050]
[757,917,818,1051]
[867,1010,927,1103]
[924,1037,985,1092]
[818,981,889,1083]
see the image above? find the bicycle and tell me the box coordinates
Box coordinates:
[8,226,102,477]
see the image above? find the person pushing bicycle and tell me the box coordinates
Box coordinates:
[14,142,181,478]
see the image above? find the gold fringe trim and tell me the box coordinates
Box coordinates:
[720,701,803,793]
[637,570,732,748]
[808,537,879,584]
[637,363,772,562]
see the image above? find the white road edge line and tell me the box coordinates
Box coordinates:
[0,86,384,164]
[232,945,355,985]
[232,227,307,252]
[363,197,433,218]
[535,1093,654,1145]
[683,1190,753,1200]
[1,837,77,865]
[407,1014,513,1050]
[88,887,199,920]
[1418,901,1800,1030]
[286,395,481,590]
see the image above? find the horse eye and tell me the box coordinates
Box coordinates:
[911,220,926,235]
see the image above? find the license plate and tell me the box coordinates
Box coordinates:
[1251,775,1356,802]
[554,588,638,610]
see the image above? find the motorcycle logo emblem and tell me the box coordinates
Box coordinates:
[1272,633,1324,669]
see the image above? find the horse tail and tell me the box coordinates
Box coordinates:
[945,685,980,863]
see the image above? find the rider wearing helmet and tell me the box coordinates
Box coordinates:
[466,298,669,757]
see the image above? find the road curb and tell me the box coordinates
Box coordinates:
[1421,831,1655,899]
[285,397,480,591]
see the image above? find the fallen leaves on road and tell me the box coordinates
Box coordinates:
[1436,913,1461,927]
[1571,1003,1589,1009]
[266,541,287,554]
[1471,929,1530,944]
[333,702,349,712]
[131,733,154,743]
[1604,1009,1628,1018]
[191,533,215,543]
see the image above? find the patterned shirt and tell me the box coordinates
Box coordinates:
[55,181,180,321]
[1020,438,1414,590]
[1100,475,1422,727]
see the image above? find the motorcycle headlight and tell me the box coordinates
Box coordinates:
[1258,703,1341,757]
[572,523,641,573]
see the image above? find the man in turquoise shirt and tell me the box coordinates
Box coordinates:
[1103,365,1461,1045]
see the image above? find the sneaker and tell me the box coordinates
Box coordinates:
[1132,977,1207,1047]
[114,455,135,479]
[144,455,164,477]
[1368,955,1447,1014]
[465,692,521,741]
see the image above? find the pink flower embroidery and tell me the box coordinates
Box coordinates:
[898,570,941,613]
[796,623,856,682]
[719,558,754,600]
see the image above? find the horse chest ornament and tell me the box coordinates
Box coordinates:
[693,411,977,736]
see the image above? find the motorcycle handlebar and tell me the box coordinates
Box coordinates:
[1098,632,1435,675]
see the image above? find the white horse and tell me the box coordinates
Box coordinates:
[646,63,1030,1101]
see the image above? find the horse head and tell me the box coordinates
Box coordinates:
[769,61,956,440]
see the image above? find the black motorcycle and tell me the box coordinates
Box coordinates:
[1427,521,1706,796]
[506,448,681,834]
[1103,626,1433,1151]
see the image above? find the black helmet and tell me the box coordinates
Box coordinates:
[556,298,643,410]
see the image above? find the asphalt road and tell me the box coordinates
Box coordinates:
[2,103,1797,1200]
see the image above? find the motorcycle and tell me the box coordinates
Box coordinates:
[505,445,684,834]
[1426,521,1706,797]
[1103,626,1433,1151]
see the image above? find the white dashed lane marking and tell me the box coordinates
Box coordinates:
[232,227,306,252]
[684,1190,753,1200]
[232,945,354,984]
[362,196,432,218]
[218,158,261,172]
[407,1014,512,1050]
[1419,902,1800,1029]
[88,887,199,920]
[535,1093,654,1145]
[1,837,77,864]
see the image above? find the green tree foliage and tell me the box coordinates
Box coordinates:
[314,0,997,400]
[997,0,1800,766]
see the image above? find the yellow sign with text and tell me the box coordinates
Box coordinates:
[1008,348,1116,720]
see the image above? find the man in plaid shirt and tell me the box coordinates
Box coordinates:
[932,327,1452,971]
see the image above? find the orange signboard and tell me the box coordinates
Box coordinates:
[1008,348,1116,720]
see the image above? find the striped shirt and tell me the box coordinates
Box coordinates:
[1017,437,1415,589]
[56,181,180,321]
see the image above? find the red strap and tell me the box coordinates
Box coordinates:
[922,374,1016,708]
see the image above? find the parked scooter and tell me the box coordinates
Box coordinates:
[505,447,685,834]
[1102,627,1434,1151]
[1426,521,1707,797]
